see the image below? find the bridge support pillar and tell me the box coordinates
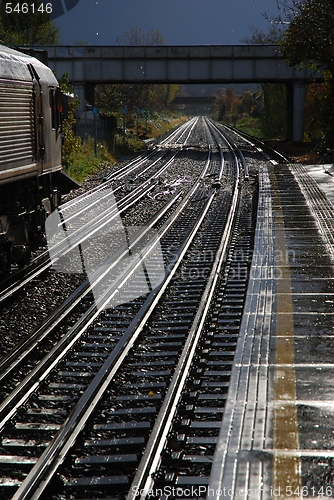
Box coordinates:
[73,83,86,139]
[73,83,96,110]
[293,81,305,142]
[285,82,293,141]
[73,83,97,139]
[73,83,86,114]
[85,83,96,106]
[286,81,305,142]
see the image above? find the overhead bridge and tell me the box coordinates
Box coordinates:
[31,45,324,141]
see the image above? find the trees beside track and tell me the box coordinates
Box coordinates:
[0,1,59,44]
[240,0,334,147]
[280,0,334,146]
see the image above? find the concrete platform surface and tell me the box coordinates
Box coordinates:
[305,164,334,206]
[208,162,334,499]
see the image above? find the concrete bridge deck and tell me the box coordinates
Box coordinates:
[32,45,322,85]
[24,44,324,142]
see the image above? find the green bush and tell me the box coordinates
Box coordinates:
[64,137,114,183]
[236,116,267,139]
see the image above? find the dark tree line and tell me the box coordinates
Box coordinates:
[241,0,334,145]
[280,0,334,145]
[273,0,334,145]
[0,1,59,44]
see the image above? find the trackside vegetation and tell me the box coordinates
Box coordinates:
[2,2,334,180]
[240,0,334,149]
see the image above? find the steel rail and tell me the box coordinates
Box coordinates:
[128,127,241,499]
[106,116,198,180]
[202,116,215,147]
[0,142,212,420]
[58,151,177,227]
[60,149,157,212]
[0,189,183,385]
[105,149,159,182]
[0,153,179,304]
[41,179,156,260]
[0,184,185,434]
[181,116,200,146]
[0,155,206,416]
[0,179,156,303]
[207,119,249,181]
[46,157,175,260]
[46,151,179,268]
[210,120,249,178]
[0,150,166,297]
[221,122,290,164]
[60,116,194,211]
[113,149,166,181]
[0,117,193,296]
[0,181,155,304]
[156,117,194,146]
[11,148,214,500]
[157,117,199,147]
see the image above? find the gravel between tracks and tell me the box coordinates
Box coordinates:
[0,137,214,360]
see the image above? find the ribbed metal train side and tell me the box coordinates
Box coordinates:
[0,45,63,277]
[0,80,37,178]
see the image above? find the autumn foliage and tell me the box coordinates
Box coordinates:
[280,0,334,145]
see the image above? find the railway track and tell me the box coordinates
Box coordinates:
[0,118,198,303]
[0,117,264,499]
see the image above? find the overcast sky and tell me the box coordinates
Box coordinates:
[55,0,281,45]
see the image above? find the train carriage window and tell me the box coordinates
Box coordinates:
[50,88,62,130]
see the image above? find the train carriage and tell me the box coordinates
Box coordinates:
[0,45,62,276]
